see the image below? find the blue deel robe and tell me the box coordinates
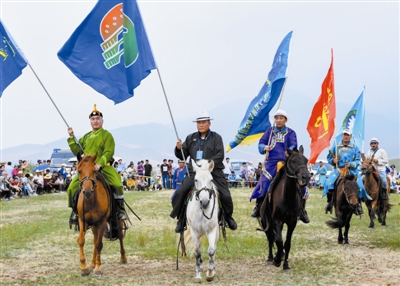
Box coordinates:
[316,165,327,187]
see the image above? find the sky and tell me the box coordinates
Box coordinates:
[0,1,399,159]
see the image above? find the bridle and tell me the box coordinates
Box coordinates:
[361,160,374,175]
[79,175,97,198]
[194,186,216,220]
[340,178,358,204]
[285,156,308,180]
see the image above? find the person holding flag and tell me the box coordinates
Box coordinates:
[249,109,310,224]
[323,129,364,215]
[66,105,128,225]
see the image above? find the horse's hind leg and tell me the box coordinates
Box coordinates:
[93,220,107,276]
[266,229,274,265]
[118,220,127,264]
[77,220,90,276]
[282,222,296,271]
[369,208,375,229]
[338,227,343,244]
[343,216,351,245]
[273,221,284,267]
[205,229,218,281]
[88,227,99,272]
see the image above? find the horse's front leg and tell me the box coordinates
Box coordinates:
[78,219,90,276]
[283,221,297,271]
[266,227,274,265]
[338,226,343,244]
[192,234,203,283]
[88,226,99,272]
[343,213,352,245]
[205,228,218,282]
[273,220,284,267]
[118,220,127,264]
[369,207,375,229]
[93,220,107,276]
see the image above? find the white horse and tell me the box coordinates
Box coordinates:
[186,159,219,283]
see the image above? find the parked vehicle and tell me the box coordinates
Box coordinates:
[50,148,76,173]
[230,160,251,180]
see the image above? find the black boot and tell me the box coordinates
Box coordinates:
[115,199,128,221]
[226,217,237,230]
[299,199,310,224]
[325,192,333,214]
[251,197,264,218]
[70,210,78,225]
[175,211,186,233]
[380,184,388,200]
[354,199,363,215]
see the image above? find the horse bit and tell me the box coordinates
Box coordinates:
[194,186,216,220]
[79,176,97,195]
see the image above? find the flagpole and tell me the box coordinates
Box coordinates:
[27,63,84,152]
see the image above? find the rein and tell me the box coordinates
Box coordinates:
[286,159,308,180]
[79,176,97,193]
[194,186,216,220]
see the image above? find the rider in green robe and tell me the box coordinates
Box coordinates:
[67,105,127,224]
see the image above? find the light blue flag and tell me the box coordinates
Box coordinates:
[0,20,28,97]
[334,89,365,151]
[226,31,292,152]
[58,0,156,104]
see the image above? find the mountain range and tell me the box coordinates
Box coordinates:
[1,93,398,166]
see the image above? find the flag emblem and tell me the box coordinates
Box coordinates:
[100,3,138,69]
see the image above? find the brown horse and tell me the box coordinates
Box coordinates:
[360,158,391,229]
[76,153,127,276]
[326,173,359,244]
[260,145,310,271]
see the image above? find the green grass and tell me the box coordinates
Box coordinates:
[0,188,399,285]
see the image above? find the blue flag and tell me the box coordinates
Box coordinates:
[333,89,365,151]
[0,20,28,98]
[58,0,157,104]
[226,31,292,152]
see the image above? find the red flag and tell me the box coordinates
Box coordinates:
[307,49,336,164]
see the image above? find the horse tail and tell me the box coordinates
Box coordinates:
[180,226,204,256]
[326,217,343,229]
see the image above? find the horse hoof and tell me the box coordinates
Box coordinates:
[194,277,202,283]
[93,270,102,276]
[368,227,374,231]
[283,267,291,272]
[338,240,343,244]
[81,269,91,276]
[206,270,215,281]
[266,259,273,266]
[120,259,128,264]
[273,260,281,267]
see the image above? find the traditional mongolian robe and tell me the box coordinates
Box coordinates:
[323,141,371,200]
[250,126,297,200]
[66,127,123,207]
[315,165,327,187]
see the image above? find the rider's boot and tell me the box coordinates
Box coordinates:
[251,197,264,218]
[225,216,237,230]
[324,192,333,214]
[355,199,363,216]
[70,210,78,225]
[299,199,310,224]
[380,183,388,200]
[175,209,186,233]
[115,199,128,221]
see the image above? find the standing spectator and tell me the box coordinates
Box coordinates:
[224,157,232,178]
[155,164,161,177]
[5,162,13,179]
[59,164,68,179]
[160,159,169,189]
[240,162,249,187]
[137,161,144,176]
[255,162,262,183]
[315,161,327,189]
[172,160,187,191]
[144,159,152,191]
[387,172,396,192]
[248,162,256,187]
[168,159,174,189]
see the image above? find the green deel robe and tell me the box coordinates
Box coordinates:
[66,128,123,207]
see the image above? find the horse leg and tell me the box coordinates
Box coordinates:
[369,203,376,229]
[118,220,127,264]
[338,226,343,244]
[266,228,274,265]
[77,219,90,276]
[343,213,351,245]
[282,222,296,271]
[205,229,218,282]
[88,226,98,272]
[192,235,203,283]
[273,221,283,267]
[93,220,107,276]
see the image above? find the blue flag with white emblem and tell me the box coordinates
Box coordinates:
[0,20,28,98]
[58,0,157,104]
[334,89,365,151]
[226,31,292,152]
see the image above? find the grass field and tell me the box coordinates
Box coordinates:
[0,187,399,285]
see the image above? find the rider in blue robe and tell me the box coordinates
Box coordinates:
[250,109,309,223]
[323,129,370,215]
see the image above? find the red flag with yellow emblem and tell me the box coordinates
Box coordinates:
[307,49,336,164]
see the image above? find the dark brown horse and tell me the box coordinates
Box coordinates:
[360,158,391,229]
[76,154,127,276]
[259,145,310,271]
[326,173,359,244]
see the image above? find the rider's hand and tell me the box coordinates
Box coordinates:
[374,158,378,163]
[263,145,271,152]
[94,164,101,171]
[333,158,338,164]
[345,162,350,168]
[176,139,182,150]
[68,127,74,138]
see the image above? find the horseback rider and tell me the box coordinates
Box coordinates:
[67,105,127,225]
[361,137,389,200]
[250,109,310,223]
[170,111,237,233]
[323,129,368,215]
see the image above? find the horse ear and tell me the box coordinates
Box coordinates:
[299,145,304,155]
[208,160,214,172]
[191,159,198,172]
[285,146,293,156]
[77,151,83,162]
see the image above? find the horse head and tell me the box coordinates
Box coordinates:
[77,153,98,199]
[340,174,359,208]
[361,158,374,175]
[285,145,310,187]
[192,159,215,210]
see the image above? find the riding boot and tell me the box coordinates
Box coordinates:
[299,199,310,224]
[69,209,78,225]
[324,192,333,214]
[115,199,128,221]
[380,183,388,200]
[175,207,186,233]
[251,197,264,217]
[225,216,237,230]
[355,198,364,216]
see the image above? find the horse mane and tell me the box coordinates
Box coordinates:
[344,174,355,180]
